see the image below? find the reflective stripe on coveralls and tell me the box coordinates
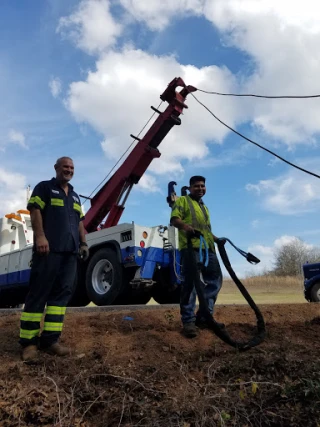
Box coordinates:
[19,306,67,340]
[20,312,43,340]
[28,196,45,210]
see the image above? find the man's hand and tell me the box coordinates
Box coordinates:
[79,243,89,261]
[171,217,194,235]
[36,235,50,254]
[182,224,195,235]
[215,237,227,245]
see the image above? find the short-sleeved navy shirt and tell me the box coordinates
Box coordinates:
[27,178,85,253]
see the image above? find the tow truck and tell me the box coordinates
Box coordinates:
[0,78,196,308]
[0,78,319,307]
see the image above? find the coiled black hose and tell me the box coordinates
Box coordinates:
[185,235,266,351]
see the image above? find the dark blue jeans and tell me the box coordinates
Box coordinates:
[180,249,222,325]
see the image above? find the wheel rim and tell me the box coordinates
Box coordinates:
[92,259,114,295]
[316,287,320,301]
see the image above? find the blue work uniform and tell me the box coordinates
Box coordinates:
[171,195,222,325]
[19,178,85,348]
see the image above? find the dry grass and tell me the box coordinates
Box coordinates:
[218,275,306,305]
[222,274,303,291]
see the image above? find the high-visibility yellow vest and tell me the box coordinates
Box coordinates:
[171,195,215,251]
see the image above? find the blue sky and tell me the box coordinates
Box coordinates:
[1,0,320,277]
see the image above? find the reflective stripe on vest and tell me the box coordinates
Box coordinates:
[185,196,211,233]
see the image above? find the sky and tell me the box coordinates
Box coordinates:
[1,0,320,277]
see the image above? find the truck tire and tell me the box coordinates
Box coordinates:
[152,286,180,304]
[310,282,320,302]
[113,267,151,305]
[152,268,180,304]
[85,248,124,306]
[0,290,26,308]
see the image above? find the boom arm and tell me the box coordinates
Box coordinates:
[83,77,196,233]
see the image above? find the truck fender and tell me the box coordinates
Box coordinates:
[87,240,122,263]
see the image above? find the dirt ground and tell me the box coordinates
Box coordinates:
[0,303,319,427]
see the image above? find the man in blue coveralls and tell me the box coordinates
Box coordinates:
[20,157,89,362]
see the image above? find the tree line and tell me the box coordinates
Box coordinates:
[272,237,320,277]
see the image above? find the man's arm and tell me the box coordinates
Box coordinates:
[79,221,86,244]
[30,207,49,254]
[171,217,194,234]
[78,221,89,261]
[170,198,194,235]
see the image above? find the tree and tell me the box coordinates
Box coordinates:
[272,237,320,277]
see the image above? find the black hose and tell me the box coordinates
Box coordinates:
[185,236,266,351]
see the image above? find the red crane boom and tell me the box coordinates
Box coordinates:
[83,77,196,233]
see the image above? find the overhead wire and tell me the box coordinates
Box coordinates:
[190,92,320,179]
[81,101,163,207]
[196,88,320,99]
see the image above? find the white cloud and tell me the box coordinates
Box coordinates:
[8,129,28,149]
[118,0,320,147]
[246,160,320,215]
[59,0,320,193]
[248,243,274,260]
[0,168,28,216]
[137,174,161,193]
[119,0,205,30]
[203,0,320,146]
[57,0,122,55]
[273,235,299,248]
[64,48,240,177]
[199,143,254,169]
[49,76,62,98]
[246,234,316,275]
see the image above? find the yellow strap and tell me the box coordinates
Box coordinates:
[28,196,45,210]
[46,306,66,316]
[20,329,40,339]
[51,198,64,207]
[21,312,43,322]
[73,203,84,218]
[43,322,63,332]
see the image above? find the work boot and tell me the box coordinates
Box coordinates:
[214,320,226,329]
[21,345,38,362]
[41,342,71,357]
[182,322,198,338]
[196,317,225,330]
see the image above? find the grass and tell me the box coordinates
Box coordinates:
[217,274,306,305]
[88,275,307,306]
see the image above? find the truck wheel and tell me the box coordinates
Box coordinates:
[0,290,26,308]
[152,267,180,304]
[310,282,320,302]
[86,248,123,306]
[152,286,180,304]
[113,267,151,305]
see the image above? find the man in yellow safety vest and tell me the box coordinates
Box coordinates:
[171,175,224,338]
